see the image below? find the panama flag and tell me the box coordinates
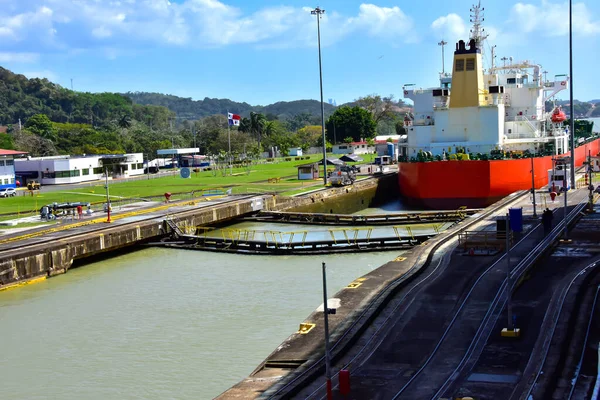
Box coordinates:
[228,112,241,126]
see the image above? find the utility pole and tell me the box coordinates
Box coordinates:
[586,150,594,213]
[438,40,447,74]
[490,45,496,70]
[321,262,333,400]
[506,213,513,331]
[569,0,576,187]
[311,6,328,186]
[531,156,537,218]
[70,78,73,91]
[104,166,111,223]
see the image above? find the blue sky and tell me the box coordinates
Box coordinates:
[0,0,599,106]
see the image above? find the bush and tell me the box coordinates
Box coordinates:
[285,157,292,161]
[295,157,301,160]
[266,158,274,162]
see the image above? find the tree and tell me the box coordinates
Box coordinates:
[325,106,376,143]
[238,117,251,133]
[118,114,132,129]
[355,94,396,124]
[250,112,266,152]
[395,120,407,135]
[24,114,55,140]
[296,125,323,149]
[0,132,14,149]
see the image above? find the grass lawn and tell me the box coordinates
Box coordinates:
[0,154,378,216]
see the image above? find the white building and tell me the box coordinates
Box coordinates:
[0,149,28,188]
[15,153,144,185]
[332,141,375,155]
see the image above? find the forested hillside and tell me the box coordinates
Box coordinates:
[124,92,337,121]
[0,67,173,128]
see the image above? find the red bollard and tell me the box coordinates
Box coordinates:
[339,369,350,395]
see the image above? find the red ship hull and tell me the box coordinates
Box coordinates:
[398,138,600,209]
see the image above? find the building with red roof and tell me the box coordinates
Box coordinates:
[0,149,28,189]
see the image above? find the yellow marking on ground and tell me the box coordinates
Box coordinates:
[0,197,219,245]
[394,256,407,262]
[297,323,316,334]
[0,276,46,292]
[346,282,362,289]
[355,277,368,282]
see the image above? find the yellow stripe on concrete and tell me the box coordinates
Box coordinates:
[0,276,46,292]
[0,196,224,245]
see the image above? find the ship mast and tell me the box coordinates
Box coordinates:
[469,1,488,47]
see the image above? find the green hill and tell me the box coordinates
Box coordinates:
[124,92,337,121]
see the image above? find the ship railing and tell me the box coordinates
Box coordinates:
[433,102,448,110]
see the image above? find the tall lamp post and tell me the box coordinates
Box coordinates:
[104,166,111,223]
[438,40,447,74]
[311,6,327,185]
[321,262,333,400]
[569,0,575,186]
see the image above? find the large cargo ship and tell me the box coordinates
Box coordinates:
[398,2,599,209]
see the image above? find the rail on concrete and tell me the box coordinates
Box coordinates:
[150,225,438,255]
[242,207,479,226]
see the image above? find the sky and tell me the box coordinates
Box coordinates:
[0,0,599,106]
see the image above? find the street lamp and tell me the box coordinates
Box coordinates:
[311,6,327,185]
[438,40,447,74]
[104,166,111,223]
[321,262,333,400]
[569,0,575,186]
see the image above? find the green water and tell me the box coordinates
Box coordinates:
[0,247,401,399]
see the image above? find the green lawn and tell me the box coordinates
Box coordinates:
[0,154,378,216]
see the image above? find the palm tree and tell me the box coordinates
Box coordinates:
[118,114,132,130]
[238,117,251,133]
[250,112,266,154]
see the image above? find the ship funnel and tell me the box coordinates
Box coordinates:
[448,39,485,108]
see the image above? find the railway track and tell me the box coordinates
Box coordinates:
[263,191,531,399]
[566,285,600,400]
[269,191,591,400]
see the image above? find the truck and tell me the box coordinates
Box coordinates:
[27,181,41,190]
[329,165,357,187]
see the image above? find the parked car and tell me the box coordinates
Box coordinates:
[0,188,17,197]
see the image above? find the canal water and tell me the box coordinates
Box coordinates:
[0,203,412,399]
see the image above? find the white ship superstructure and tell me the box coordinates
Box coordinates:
[400,2,569,158]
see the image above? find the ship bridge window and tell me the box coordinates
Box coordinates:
[466,58,475,71]
[455,59,464,72]
[507,78,516,84]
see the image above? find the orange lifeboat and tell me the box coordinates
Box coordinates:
[551,107,567,123]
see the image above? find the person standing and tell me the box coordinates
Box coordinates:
[76,205,83,220]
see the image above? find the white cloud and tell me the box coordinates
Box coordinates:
[510,1,600,36]
[92,26,112,39]
[0,52,39,63]
[431,13,467,43]
[0,1,416,53]
[351,4,415,39]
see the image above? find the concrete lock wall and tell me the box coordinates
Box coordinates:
[0,176,394,288]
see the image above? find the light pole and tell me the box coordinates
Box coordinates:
[569,0,575,187]
[563,160,568,240]
[505,213,513,331]
[438,40,447,74]
[104,166,111,223]
[530,156,537,218]
[311,6,327,186]
[321,262,332,400]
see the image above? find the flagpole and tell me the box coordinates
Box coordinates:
[227,111,232,176]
